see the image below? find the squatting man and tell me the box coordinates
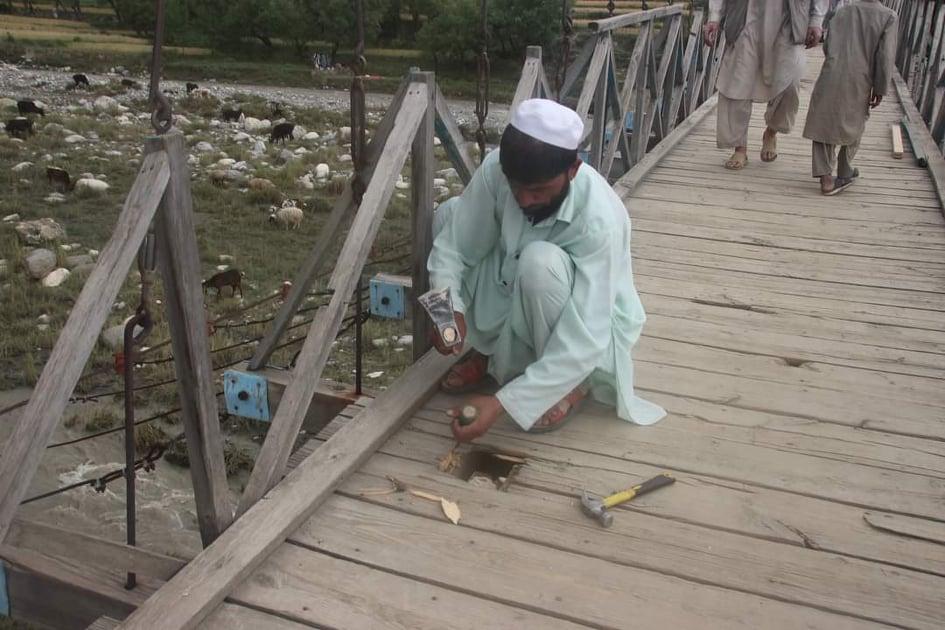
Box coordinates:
[426,99,665,442]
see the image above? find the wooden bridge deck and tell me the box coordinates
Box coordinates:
[127,53,945,629]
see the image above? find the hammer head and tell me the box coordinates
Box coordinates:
[580,490,614,527]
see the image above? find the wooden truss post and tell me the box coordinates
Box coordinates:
[411,70,436,360]
[146,132,233,544]
[236,79,431,515]
[506,46,554,126]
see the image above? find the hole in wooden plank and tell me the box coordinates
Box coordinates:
[782,357,810,368]
[452,449,525,491]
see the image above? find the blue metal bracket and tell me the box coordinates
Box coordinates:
[370,275,409,320]
[0,560,9,617]
[223,370,271,422]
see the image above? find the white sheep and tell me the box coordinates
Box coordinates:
[269,205,303,230]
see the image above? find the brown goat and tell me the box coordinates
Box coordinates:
[202,268,244,299]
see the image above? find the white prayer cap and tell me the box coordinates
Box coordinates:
[510,99,584,150]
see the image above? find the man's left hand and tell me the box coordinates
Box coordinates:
[448,394,504,442]
[805,26,823,49]
[869,92,883,109]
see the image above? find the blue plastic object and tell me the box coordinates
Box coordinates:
[223,370,271,422]
[0,561,9,617]
[370,276,408,320]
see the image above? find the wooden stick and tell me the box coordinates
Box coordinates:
[507,46,543,127]
[117,350,458,630]
[411,71,435,360]
[891,122,905,158]
[236,83,430,515]
[434,83,476,185]
[149,132,232,544]
[0,150,169,542]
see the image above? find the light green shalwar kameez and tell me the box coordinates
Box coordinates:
[427,150,665,431]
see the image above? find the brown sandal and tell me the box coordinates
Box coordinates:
[528,385,589,433]
[440,352,489,394]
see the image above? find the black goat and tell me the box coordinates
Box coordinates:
[6,118,35,138]
[186,82,199,94]
[202,268,244,299]
[72,73,91,88]
[269,122,295,144]
[17,100,45,117]
[221,107,243,123]
[120,78,141,89]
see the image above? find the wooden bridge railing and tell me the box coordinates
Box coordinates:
[511,4,725,181]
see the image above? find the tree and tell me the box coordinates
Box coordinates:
[417,0,480,64]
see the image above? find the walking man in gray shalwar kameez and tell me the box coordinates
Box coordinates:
[803,0,897,195]
[704,0,828,170]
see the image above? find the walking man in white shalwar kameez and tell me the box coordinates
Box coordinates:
[704,0,829,170]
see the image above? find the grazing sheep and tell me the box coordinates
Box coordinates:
[248,177,275,191]
[46,166,72,191]
[282,198,306,210]
[17,100,45,117]
[269,122,295,144]
[191,88,214,100]
[72,73,91,89]
[6,117,34,138]
[202,268,244,298]
[268,204,303,230]
[221,107,243,123]
[209,170,229,187]
[186,82,199,94]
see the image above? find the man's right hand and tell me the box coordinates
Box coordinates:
[703,21,720,47]
[431,311,467,356]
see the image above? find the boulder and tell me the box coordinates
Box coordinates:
[291,125,307,140]
[25,248,57,279]
[232,131,251,143]
[93,95,122,114]
[338,126,352,142]
[278,148,295,163]
[195,141,214,152]
[75,178,110,194]
[0,97,16,111]
[16,218,66,245]
[41,268,70,288]
[437,167,459,180]
[43,122,64,135]
[433,177,447,187]
[243,117,271,133]
[71,263,95,279]
[303,131,320,142]
[339,154,352,163]
[216,158,236,167]
[64,254,93,269]
[314,163,330,179]
[64,134,86,144]
[297,173,315,190]
[3,213,21,222]
[44,193,67,204]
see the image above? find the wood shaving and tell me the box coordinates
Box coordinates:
[441,498,461,525]
[437,448,462,473]
[357,487,397,497]
[409,489,443,503]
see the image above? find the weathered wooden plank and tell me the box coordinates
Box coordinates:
[434,83,476,185]
[589,3,683,32]
[588,46,610,170]
[506,46,543,127]
[231,544,587,629]
[328,451,945,628]
[894,69,945,216]
[560,36,596,100]
[148,132,232,544]
[575,34,611,123]
[237,83,430,515]
[93,605,309,630]
[291,495,890,629]
[117,350,457,630]
[6,518,185,581]
[248,75,411,370]
[411,71,435,360]
[864,512,945,545]
[602,22,649,175]
[0,149,169,543]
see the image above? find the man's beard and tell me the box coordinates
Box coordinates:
[522,180,571,224]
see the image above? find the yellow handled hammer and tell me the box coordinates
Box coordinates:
[580,473,675,527]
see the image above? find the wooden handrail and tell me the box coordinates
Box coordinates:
[589,4,683,32]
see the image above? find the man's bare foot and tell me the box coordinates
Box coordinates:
[761,128,778,162]
[725,148,748,170]
[529,385,589,433]
[820,175,834,194]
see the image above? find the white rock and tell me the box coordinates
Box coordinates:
[44,193,67,204]
[371,338,389,348]
[339,154,352,163]
[303,131,321,142]
[25,249,57,279]
[437,167,459,180]
[243,117,271,133]
[3,213,21,222]
[219,254,234,263]
[394,180,410,190]
[232,131,251,142]
[42,268,70,287]
[37,313,51,324]
[338,126,352,142]
[433,177,447,187]
[396,335,413,346]
[16,218,66,244]
[88,249,99,259]
[41,153,54,161]
[75,178,110,194]
[366,371,384,379]
[104,150,123,157]
[216,264,228,272]
[216,158,236,167]
[195,141,214,152]
[209,119,221,128]
[233,160,250,171]
[433,136,442,147]
[43,122,64,135]
[0,97,16,111]
[314,163,330,179]
[93,95,121,114]
[291,125,307,140]
[250,140,267,156]
[187,154,199,166]
[294,147,309,155]
[174,114,191,126]
[63,134,86,144]
[101,320,142,350]
[297,174,315,190]
[278,149,295,163]
[37,324,49,332]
